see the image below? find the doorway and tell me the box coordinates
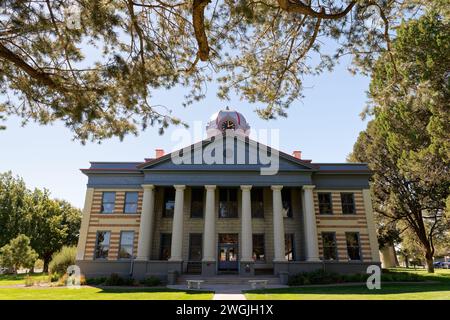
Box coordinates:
[218,233,238,272]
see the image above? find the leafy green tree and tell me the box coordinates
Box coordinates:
[0,0,445,142]
[0,172,30,245]
[25,190,81,272]
[0,234,38,274]
[349,13,450,273]
[0,172,82,272]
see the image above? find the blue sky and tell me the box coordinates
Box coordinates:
[0,55,370,209]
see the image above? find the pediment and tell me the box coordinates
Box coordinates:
[138,135,316,174]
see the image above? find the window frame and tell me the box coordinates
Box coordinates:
[159,233,172,260]
[118,231,134,260]
[252,234,265,262]
[321,232,338,261]
[341,192,356,215]
[123,192,139,214]
[190,187,204,218]
[101,192,116,214]
[285,233,295,261]
[345,232,362,261]
[188,233,203,261]
[251,188,264,218]
[94,230,111,260]
[281,188,293,218]
[318,192,333,215]
[218,188,238,218]
[162,188,176,218]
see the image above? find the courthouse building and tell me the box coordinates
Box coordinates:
[75,108,380,281]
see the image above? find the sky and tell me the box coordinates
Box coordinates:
[0,55,370,209]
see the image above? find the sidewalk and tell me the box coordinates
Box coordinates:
[167,284,289,300]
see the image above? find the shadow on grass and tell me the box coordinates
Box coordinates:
[245,282,450,296]
[93,286,214,295]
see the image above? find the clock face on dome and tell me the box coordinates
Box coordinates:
[221,120,236,131]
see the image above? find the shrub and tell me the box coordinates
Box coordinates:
[49,273,60,282]
[103,273,134,286]
[288,270,368,286]
[48,246,76,277]
[288,269,425,286]
[24,275,34,287]
[86,277,107,285]
[0,234,38,273]
[141,276,161,287]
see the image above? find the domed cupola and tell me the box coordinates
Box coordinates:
[206,107,251,138]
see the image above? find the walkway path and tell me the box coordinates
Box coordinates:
[167,284,288,300]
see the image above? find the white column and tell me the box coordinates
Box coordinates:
[303,185,320,261]
[136,185,155,260]
[76,188,94,260]
[240,185,253,261]
[169,185,185,261]
[203,185,216,262]
[271,185,286,262]
[363,189,381,262]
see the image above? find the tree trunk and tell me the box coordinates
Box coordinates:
[404,255,409,268]
[43,258,50,274]
[425,250,434,273]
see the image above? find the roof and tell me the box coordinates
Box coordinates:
[81,136,371,175]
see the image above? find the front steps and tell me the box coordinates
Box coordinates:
[177,274,281,285]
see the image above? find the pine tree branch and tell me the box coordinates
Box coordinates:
[277,0,356,19]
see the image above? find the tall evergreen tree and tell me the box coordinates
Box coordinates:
[349,12,450,272]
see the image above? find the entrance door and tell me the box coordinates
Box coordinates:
[218,234,238,271]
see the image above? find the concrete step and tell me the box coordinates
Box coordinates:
[177,275,281,285]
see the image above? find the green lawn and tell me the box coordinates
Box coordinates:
[0,287,213,300]
[0,273,49,286]
[245,268,450,300]
[1,268,449,300]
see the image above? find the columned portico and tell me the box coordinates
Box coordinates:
[240,185,254,275]
[271,185,286,262]
[169,185,185,262]
[303,185,320,261]
[202,185,216,276]
[136,184,155,260]
[78,107,380,281]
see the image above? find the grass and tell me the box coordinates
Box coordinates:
[0,287,214,300]
[1,268,449,300]
[0,273,49,286]
[245,268,450,300]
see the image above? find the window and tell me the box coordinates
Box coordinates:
[318,192,333,215]
[162,188,175,217]
[281,188,292,218]
[252,234,265,261]
[94,231,110,259]
[190,188,204,218]
[285,233,295,261]
[322,232,338,260]
[118,231,134,259]
[219,188,238,218]
[101,192,115,213]
[159,233,172,260]
[189,234,202,261]
[341,193,356,214]
[251,188,264,218]
[124,192,138,214]
[346,232,361,260]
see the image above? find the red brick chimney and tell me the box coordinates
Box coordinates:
[292,150,302,159]
[155,149,165,158]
